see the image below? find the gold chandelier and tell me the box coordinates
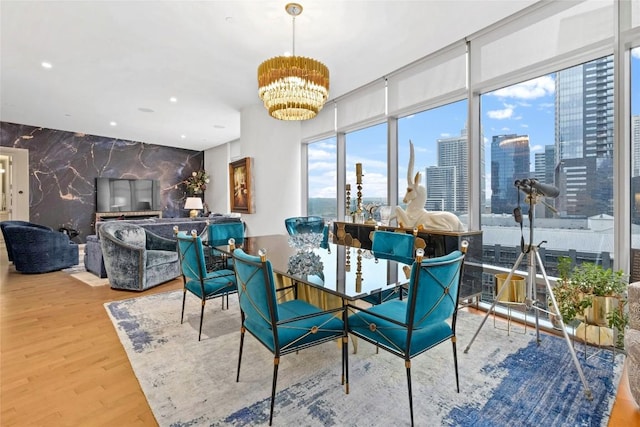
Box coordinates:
[257,3,329,121]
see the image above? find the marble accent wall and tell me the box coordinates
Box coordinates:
[1,122,204,242]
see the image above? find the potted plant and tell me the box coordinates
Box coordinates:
[552,256,628,348]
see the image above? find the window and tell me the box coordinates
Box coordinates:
[481,56,616,306]
[307,136,337,220]
[397,100,471,223]
[630,47,640,264]
[345,123,388,217]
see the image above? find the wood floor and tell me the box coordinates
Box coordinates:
[1,250,639,426]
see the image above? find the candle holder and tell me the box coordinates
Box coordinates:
[355,248,363,293]
[345,184,352,222]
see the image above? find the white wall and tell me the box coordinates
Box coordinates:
[204,142,233,215]
[205,104,303,236]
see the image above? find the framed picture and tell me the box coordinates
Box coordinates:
[229,157,255,213]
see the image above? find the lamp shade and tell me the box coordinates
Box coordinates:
[184,197,203,210]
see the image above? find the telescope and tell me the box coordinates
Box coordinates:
[514,178,559,199]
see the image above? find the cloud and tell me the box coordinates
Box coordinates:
[633,47,640,59]
[308,147,335,161]
[531,144,543,152]
[501,127,510,131]
[440,133,451,138]
[487,106,514,119]
[521,124,529,128]
[490,76,555,100]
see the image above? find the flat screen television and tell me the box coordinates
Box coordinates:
[95,178,161,212]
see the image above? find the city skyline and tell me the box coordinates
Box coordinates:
[308,49,640,201]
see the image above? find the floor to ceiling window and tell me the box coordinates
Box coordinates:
[397,100,471,227]
[307,136,337,219]
[345,122,388,219]
[480,55,615,305]
[630,46,640,270]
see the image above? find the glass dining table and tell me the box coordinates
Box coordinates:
[213,233,409,304]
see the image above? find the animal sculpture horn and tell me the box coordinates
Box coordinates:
[394,140,466,232]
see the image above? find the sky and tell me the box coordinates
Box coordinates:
[308,49,640,200]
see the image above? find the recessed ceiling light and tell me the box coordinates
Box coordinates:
[138,107,154,113]
[181,135,186,139]
[41,61,52,69]
[110,121,117,126]
[213,124,226,129]
[225,16,234,23]
[169,97,177,103]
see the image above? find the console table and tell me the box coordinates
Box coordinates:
[332,222,483,302]
[95,210,163,223]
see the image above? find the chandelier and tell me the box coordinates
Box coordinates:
[257,3,329,121]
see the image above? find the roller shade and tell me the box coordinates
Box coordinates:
[336,79,386,132]
[387,41,467,117]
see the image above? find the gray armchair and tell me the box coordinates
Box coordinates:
[99,222,181,291]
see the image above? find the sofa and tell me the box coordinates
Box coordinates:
[1,221,79,273]
[625,281,640,406]
[99,221,181,291]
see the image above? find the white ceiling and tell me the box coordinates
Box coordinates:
[0,1,538,152]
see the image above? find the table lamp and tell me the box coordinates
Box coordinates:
[184,197,203,218]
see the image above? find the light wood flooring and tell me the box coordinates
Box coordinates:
[1,250,639,426]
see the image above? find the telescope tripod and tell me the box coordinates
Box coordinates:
[464,195,593,400]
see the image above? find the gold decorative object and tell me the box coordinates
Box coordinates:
[345,184,351,221]
[257,3,329,121]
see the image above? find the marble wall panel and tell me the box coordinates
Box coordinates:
[1,122,204,242]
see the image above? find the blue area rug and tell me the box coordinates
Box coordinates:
[105,291,623,426]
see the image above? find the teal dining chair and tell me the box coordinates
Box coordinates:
[348,244,467,427]
[233,247,348,426]
[362,230,416,305]
[207,221,245,270]
[176,230,237,341]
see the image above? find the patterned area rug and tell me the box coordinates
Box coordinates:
[105,291,623,427]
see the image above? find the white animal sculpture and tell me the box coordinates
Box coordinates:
[394,141,466,232]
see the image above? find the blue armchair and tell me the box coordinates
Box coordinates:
[233,248,348,425]
[1,221,79,273]
[99,222,181,291]
[348,247,466,426]
[176,231,237,341]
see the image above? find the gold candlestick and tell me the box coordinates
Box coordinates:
[355,163,362,184]
[345,184,351,220]
[355,248,363,293]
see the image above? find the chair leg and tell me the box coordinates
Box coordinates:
[236,326,245,382]
[269,357,280,426]
[452,337,460,393]
[406,360,414,427]
[198,300,205,341]
[180,289,187,324]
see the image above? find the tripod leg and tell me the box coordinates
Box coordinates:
[464,251,527,354]
[535,250,593,400]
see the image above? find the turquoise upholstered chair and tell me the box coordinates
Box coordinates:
[176,231,237,341]
[362,230,416,305]
[207,221,245,270]
[348,246,466,427]
[233,248,348,426]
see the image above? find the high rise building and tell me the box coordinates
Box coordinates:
[555,55,614,216]
[491,134,530,214]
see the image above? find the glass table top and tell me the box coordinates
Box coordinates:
[215,234,408,301]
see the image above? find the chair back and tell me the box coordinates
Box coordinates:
[405,250,465,328]
[208,222,245,246]
[233,249,279,334]
[100,222,147,249]
[371,230,415,264]
[176,231,208,280]
[284,216,325,235]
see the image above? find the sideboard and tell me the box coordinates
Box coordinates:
[332,222,483,302]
